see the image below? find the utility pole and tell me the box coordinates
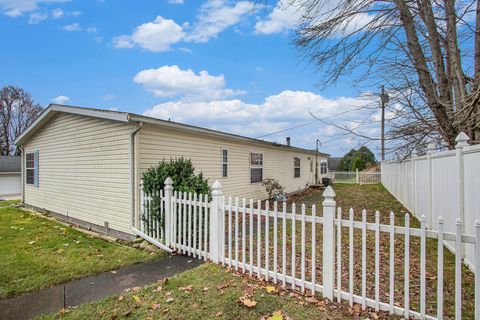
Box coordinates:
[380,86,389,161]
[315,139,321,184]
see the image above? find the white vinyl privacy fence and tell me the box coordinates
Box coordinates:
[135,176,480,319]
[381,132,480,272]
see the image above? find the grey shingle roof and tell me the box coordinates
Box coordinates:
[0,156,21,173]
[328,157,342,171]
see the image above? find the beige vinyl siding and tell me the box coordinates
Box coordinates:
[138,124,325,200]
[23,113,133,234]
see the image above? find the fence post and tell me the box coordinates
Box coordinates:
[355,168,359,184]
[164,177,173,247]
[455,132,469,258]
[427,143,435,229]
[210,180,223,264]
[322,186,336,300]
[412,150,417,217]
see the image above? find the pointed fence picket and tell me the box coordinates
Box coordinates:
[137,177,480,320]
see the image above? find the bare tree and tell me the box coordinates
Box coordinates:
[0,86,43,156]
[288,0,479,153]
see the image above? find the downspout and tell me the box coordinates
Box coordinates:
[20,146,25,203]
[130,121,143,232]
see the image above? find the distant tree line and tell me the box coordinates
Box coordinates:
[0,86,43,156]
[337,146,377,171]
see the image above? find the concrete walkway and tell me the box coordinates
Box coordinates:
[0,255,203,320]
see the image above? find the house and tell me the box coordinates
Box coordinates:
[0,156,21,197]
[15,104,329,240]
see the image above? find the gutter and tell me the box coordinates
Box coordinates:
[129,115,330,158]
[129,121,143,232]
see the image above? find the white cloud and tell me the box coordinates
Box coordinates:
[28,11,47,24]
[113,16,185,52]
[51,7,62,18]
[255,1,300,34]
[52,95,70,104]
[178,47,192,54]
[167,0,184,3]
[0,0,68,17]
[103,94,115,101]
[142,90,372,142]
[62,22,81,31]
[255,1,374,37]
[134,65,244,102]
[185,0,253,43]
[86,26,97,33]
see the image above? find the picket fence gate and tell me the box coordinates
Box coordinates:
[329,169,381,184]
[136,177,480,320]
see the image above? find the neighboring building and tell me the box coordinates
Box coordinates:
[327,157,342,172]
[15,104,329,240]
[0,156,21,197]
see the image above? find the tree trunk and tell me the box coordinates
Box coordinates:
[417,0,451,104]
[446,0,468,114]
[474,0,480,143]
[394,0,457,147]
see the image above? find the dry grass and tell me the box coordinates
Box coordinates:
[226,183,474,319]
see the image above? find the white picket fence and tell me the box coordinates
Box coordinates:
[137,177,480,320]
[381,132,480,272]
[329,170,381,184]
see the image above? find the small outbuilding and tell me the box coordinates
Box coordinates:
[0,156,21,197]
[15,104,329,239]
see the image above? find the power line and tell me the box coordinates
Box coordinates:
[255,120,318,139]
[254,107,363,139]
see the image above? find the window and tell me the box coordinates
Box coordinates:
[294,157,301,178]
[250,153,263,183]
[321,160,328,175]
[222,149,228,178]
[26,151,38,186]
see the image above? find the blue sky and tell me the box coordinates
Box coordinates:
[0,0,383,157]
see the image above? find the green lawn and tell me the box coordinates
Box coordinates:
[0,204,161,299]
[0,199,21,207]
[40,263,394,320]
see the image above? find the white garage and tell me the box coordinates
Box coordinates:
[0,156,21,197]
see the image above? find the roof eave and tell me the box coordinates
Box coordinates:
[15,104,130,146]
[129,115,330,157]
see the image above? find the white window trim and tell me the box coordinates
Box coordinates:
[249,151,264,184]
[221,148,228,178]
[25,152,35,185]
[294,156,301,178]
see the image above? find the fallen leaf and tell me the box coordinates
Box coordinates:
[202,287,209,292]
[133,295,142,304]
[151,303,160,310]
[179,284,193,293]
[216,311,223,317]
[28,241,35,245]
[265,285,276,294]
[268,311,284,320]
[239,296,257,308]
[166,297,174,303]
